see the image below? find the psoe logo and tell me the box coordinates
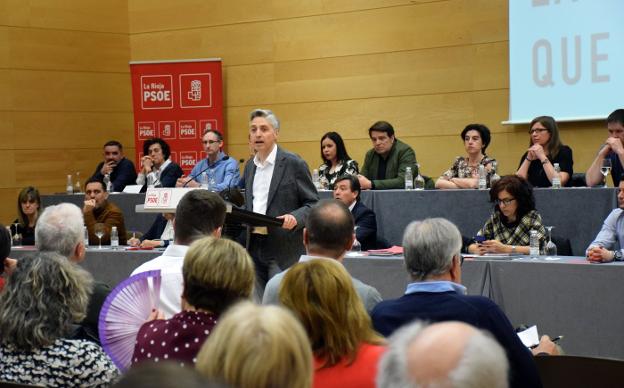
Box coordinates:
[179,73,212,108]
[140,75,174,110]
[158,121,177,139]
[179,120,197,139]
[180,152,198,169]
[137,122,156,140]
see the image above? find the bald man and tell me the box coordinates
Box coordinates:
[378,321,509,388]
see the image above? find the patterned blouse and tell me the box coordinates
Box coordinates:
[318,159,359,190]
[477,210,546,247]
[0,338,119,387]
[442,156,496,183]
[132,310,217,368]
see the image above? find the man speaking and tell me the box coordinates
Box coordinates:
[242,109,318,290]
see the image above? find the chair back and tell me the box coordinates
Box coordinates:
[535,355,624,388]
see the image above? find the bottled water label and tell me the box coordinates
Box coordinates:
[405,167,413,190]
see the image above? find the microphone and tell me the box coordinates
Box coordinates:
[183,154,230,187]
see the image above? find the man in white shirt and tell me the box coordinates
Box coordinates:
[130,190,226,317]
[242,109,319,291]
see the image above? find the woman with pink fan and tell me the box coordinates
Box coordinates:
[0,252,119,387]
[131,236,255,368]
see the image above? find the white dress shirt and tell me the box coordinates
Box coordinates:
[252,144,278,215]
[136,158,172,187]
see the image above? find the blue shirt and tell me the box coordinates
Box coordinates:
[587,208,624,259]
[189,152,240,192]
[405,280,467,295]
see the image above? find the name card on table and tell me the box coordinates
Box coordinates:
[143,188,196,212]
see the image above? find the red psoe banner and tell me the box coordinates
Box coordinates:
[129,59,224,174]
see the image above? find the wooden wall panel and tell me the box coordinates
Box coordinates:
[7,28,129,72]
[0,27,9,68]
[2,0,128,33]
[7,70,131,111]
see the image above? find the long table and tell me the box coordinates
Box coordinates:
[44,187,616,256]
[9,247,623,360]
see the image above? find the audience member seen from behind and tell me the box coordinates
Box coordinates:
[0,226,16,291]
[132,237,255,367]
[0,252,118,386]
[114,362,229,388]
[280,259,385,388]
[586,179,624,263]
[377,321,509,388]
[318,131,359,190]
[468,175,546,255]
[358,121,417,190]
[196,302,312,388]
[371,218,556,388]
[83,178,127,246]
[137,138,183,188]
[12,186,42,245]
[586,109,624,187]
[90,140,137,192]
[128,213,175,249]
[516,116,573,187]
[436,124,496,189]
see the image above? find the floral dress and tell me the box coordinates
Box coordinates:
[318,159,359,190]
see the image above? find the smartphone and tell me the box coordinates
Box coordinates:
[474,235,486,244]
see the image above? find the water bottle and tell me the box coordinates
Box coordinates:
[200,172,209,189]
[110,226,119,249]
[84,226,89,247]
[414,164,425,190]
[478,165,487,190]
[404,167,414,190]
[104,173,113,192]
[552,163,561,189]
[66,174,74,194]
[490,161,501,186]
[529,230,540,258]
[312,169,321,190]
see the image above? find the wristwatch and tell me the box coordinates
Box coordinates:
[613,250,623,261]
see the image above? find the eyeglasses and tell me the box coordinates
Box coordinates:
[528,128,548,135]
[203,140,220,145]
[495,198,516,206]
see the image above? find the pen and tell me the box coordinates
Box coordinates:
[529,335,563,349]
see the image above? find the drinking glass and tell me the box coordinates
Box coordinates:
[94,223,105,249]
[601,159,612,188]
[351,226,362,253]
[545,226,557,256]
[12,222,21,246]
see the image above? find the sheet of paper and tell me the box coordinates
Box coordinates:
[122,185,142,194]
[517,325,539,348]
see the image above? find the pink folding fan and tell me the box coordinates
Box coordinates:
[98,270,161,371]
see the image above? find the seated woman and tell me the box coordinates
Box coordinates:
[196,302,313,388]
[468,175,546,255]
[12,186,42,245]
[436,124,496,189]
[318,132,359,189]
[0,252,118,386]
[132,237,255,366]
[137,138,183,188]
[516,115,573,187]
[128,213,175,248]
[279,259,386,388]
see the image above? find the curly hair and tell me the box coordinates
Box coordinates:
[0,252,93,350]
[142,138,171,160]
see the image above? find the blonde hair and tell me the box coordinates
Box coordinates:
[279,259,384,368]
[183,237,254,315]
[196,302,312,388]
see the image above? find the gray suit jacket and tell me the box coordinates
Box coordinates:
[244,146,319,268]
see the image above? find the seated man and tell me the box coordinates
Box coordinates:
[83,178,127,246]
[586,109,624,187]
[89,140,137,192]
[358,121,417,190]
[332,174,378,251]
[131,190,226,317]
[176,129,240,191]
[586,179,624,262]
[127,213,174,249]
[263,199,382,312]
[371,218,556,388]
[378,321,510,388]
